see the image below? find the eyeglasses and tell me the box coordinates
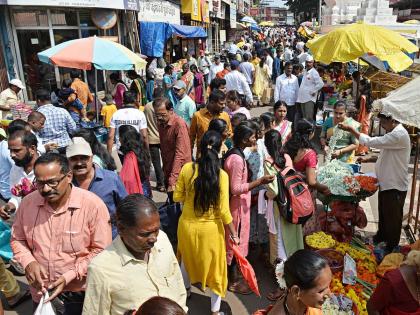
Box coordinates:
[34,173,68,189]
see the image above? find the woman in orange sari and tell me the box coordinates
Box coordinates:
[254,250,332,315]
[180,63,195,101]
[356,79,372,156]
[367,250,420,315]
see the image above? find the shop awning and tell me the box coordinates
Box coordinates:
[139,21,207,57]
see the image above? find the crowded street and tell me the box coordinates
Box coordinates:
[1,1,420,315]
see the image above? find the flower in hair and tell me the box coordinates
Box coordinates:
[207,144,213,150]
[275,260,287,289]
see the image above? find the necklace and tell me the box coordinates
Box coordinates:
[283,295,307,315]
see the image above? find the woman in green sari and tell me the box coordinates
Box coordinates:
[320,101,360,163]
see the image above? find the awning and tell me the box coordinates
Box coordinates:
[139,21,207,57]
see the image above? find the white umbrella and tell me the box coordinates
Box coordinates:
[372,76,420,128]
[241,16,257,24]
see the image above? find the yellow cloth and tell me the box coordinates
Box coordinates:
[306,23,419,72]
[189,108,232,155]
[174,162,233,297]
[251,57,261,67]
[100,104,117,128]
[83,234,187,315]
[0,257,20,298]
[253,64,270,98]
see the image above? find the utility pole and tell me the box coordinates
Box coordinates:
[318,0,322,26]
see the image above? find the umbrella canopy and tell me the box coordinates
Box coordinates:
[307,23,419,72]
[259,21,274,27]
[38,36,146,71]
[403,19,420,24]
[251,24,261,32]
[241,16,257,24]
[232,243,260,296]
[373,76,420,128]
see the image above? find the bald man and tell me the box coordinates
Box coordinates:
[83,194,187,315]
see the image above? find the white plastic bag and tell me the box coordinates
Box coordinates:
[34,292,56,315]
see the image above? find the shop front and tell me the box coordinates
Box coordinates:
[2,1,140,101]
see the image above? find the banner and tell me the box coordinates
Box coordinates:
[138,0,180,24]
[230,1,236,28]
[2,0,139,10]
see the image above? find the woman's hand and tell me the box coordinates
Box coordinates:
[331,150,342,159]
[259,175,275,185]
[230,234,240,246]
[338,123,352,132]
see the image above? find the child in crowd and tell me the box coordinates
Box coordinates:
[101,94,118,128]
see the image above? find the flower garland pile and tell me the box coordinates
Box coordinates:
[317,160,357,196]
[331,239,379,315]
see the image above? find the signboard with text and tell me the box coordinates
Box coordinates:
[138,0,180,24]
[230,1,236,28]
[2,0,139,10]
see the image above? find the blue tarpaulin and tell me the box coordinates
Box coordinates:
[139,22,207,57]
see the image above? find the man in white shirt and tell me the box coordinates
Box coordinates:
[274,62,299,122]
[264,50,274,79]
[238,54,255,88]
[339,113,411,252]
[107,91,148,153]
[208,56,224,85]
[0,130,38,217]
[283,46,293,62]
[0,79,25,120]
[296,55,324,120]
[198,50,211,87]
[225,60,253,105]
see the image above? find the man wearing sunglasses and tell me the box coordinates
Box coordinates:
[11,153,111,315]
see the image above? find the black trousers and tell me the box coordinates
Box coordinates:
[149,144,165,187]
[377,189,407,251]
[286,104,297,125]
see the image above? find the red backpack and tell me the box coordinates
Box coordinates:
[272,163,315,224]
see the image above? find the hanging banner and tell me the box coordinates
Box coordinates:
[230,1,237,29]
[138,0,180,24]
[2,0,139,10]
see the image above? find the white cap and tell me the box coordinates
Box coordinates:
[306,55,314,62]
[66,137,93,158]
[9,79,25,90]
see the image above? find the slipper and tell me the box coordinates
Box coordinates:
[156,186,166,193]
[7,289,31,308]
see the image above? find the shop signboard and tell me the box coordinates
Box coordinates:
[138,0,180,24]
[3,0,139,10]
[230,0,236,28]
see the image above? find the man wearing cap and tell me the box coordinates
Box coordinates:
[11,152,111,314]
[172,80,196,126]
[67,137,127,239]
[339,113,410,253]
[225,60,253,105]
[0,79,25,119]
[296,55,324,120]
[208,56,224,85]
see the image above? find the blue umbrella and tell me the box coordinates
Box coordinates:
[241,16,257,24]
[251,24,261,32]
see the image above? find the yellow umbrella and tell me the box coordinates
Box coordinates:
[403,19,420,24]
[259,21,274,27]
[307,23,419,72]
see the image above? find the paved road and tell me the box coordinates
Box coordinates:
[3,105,415,315]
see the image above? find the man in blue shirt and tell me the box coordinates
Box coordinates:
[66,137,127,238]
[0,128,13,202]
[172,80,196,126]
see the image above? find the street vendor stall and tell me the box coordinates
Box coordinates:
[363,68,412,100]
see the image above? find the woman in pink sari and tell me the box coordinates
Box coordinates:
[223,122,275,295]
[273,101,292,144]
[190,64,204,107]
[367,250,420,315]
[110,73,128,108]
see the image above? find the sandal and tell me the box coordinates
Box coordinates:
[7,289,31,308]
[156,186,166,193]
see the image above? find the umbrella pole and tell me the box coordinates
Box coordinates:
[356,58,360,101]
[95,68,99,122]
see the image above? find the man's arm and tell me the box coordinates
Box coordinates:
[242,77,253,103]
[82,266,112,315]
[65,111,77,133]
[140,128,149,148]
[107,128,116,153]
[61,202,111,286]
[312,70,324,94]
[189,113,198,152]
[274,77,281,103]
[0,93,10,111]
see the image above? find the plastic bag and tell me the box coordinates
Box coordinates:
[342,254,357,285]
[34,292,55,315]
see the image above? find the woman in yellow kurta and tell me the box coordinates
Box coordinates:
[253,57,271,105]
[174,130,239,315]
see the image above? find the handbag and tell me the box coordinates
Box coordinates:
[158,198,182,244]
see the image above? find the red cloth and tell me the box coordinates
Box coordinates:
[293,149,318,173]
[369,268,420,315]
[120,151,143,195]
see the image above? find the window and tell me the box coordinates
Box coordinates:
[13,9,48,27]
[50,10,78,26]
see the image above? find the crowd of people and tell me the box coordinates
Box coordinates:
[0,25,417,315]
